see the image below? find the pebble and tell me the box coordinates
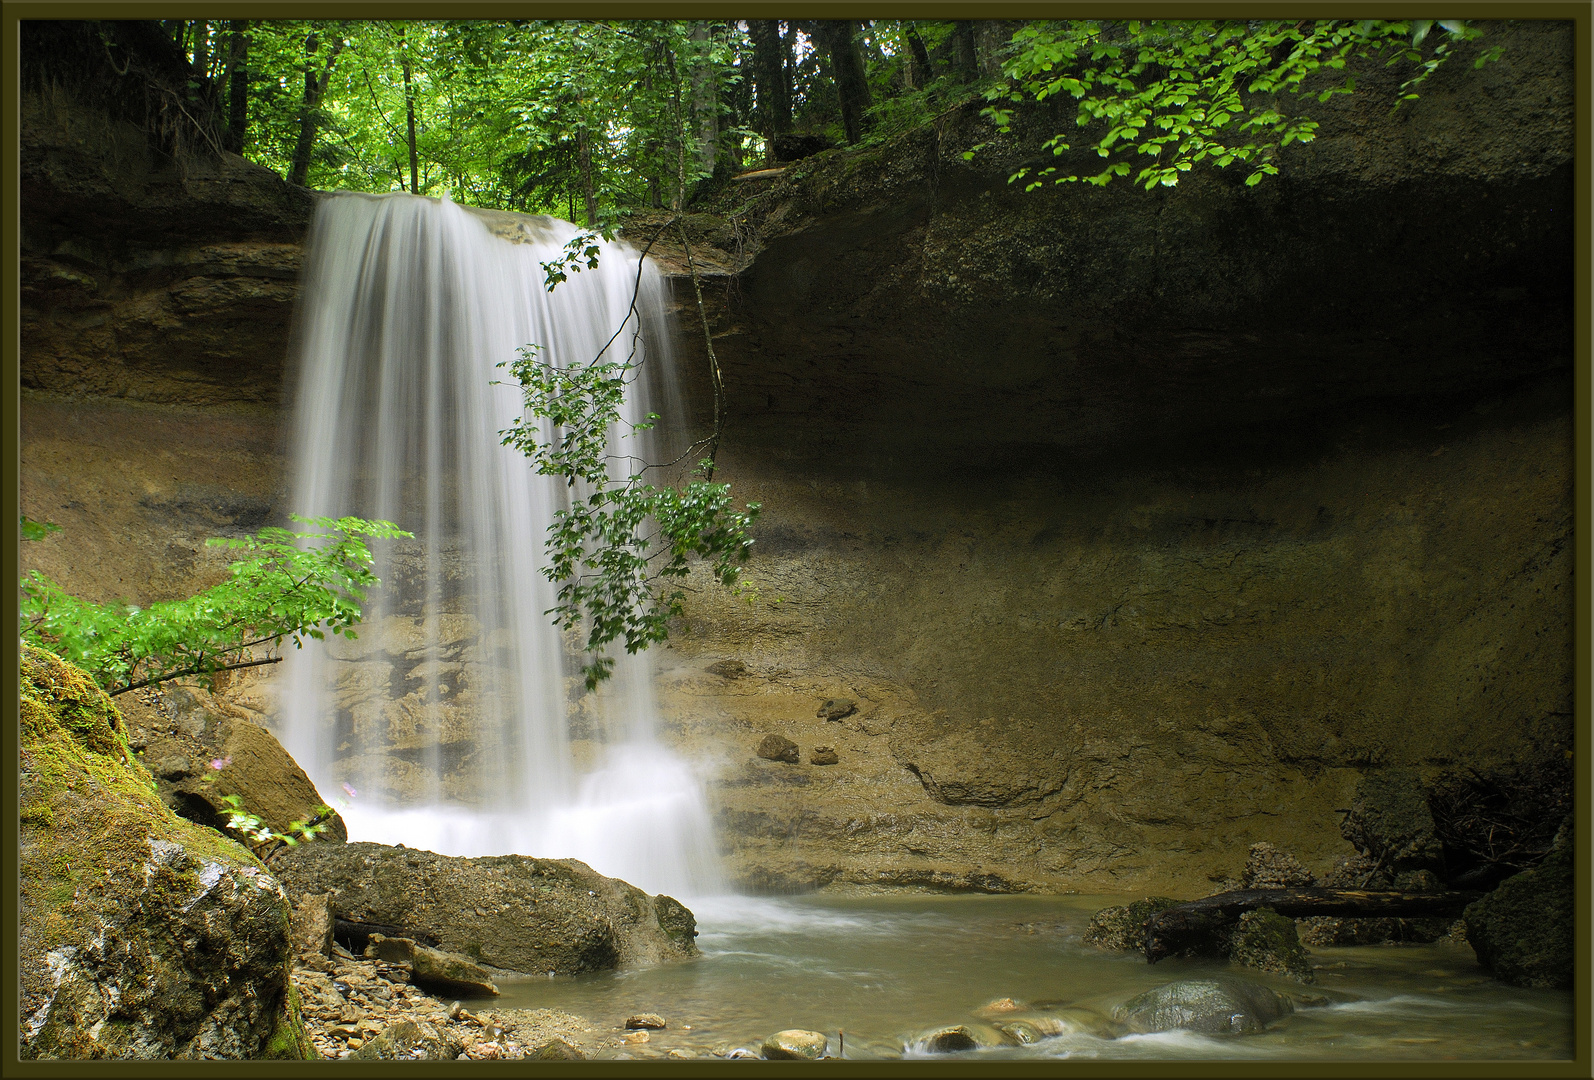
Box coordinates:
[625,1013,667,1029]
[292,956,595,1061]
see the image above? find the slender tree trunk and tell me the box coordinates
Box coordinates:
[288,30,344,188]
[748,19,789,165]
[577,126,597,228]
[817,20,872,146]
[688,21,718,184]
[905,23,932,87]
[950,21,979,82]
[400,29,419,195]
[224,21,249,154]
[190,19,208,85]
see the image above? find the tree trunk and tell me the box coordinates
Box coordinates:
[817,20,872,146]
[905,24,932,83]
[688,21,718,184]
[975,20,1016,78]
[1144,888,1484,964]
[223,21,249,154]
[400,29,419,195]
[288,30,344,188]
[749,18,790,162]
[577,126,597,228]
[190,19,208,84]
[950,21,979,83]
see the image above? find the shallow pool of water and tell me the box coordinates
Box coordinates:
[491,894,1572,1061]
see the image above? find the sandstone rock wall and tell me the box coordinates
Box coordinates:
[18,20,1575,897]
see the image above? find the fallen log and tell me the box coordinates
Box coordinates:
[1144,887,1482,963]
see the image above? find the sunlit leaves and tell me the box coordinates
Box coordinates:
[19,516,410,696]
[974,19,1499,191]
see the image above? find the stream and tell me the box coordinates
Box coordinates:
[492,893,1571,1061]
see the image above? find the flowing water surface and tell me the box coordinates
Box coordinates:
[492,893,1572,1061]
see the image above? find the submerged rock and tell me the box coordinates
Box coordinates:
[757,734,801,763]
[917,1025,981,1053]
[270,841,698,977]
[761,1029,828,1059]
[1463,820,1573,989]
[1114,978,1295,1036]
[973,997,1025,1018]
[1082,897,1180,951]
[18,646,312,1060]
[533,1037,586,1060]
[1228,908,1315,983]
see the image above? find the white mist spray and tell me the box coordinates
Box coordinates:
[281,192,723,898]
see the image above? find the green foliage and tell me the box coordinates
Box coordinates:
[971,19,1503,190]
[19,516,411,697]
[499,345,759,688]
[20,515,61,542]
[217,793,334,858]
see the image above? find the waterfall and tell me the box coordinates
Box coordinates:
[280,192,723,898]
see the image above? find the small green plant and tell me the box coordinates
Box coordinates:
[20,515,61,542]
[218,793,335,861]
[19,515,411,697]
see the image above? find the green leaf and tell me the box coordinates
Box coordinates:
[20,516,61,542]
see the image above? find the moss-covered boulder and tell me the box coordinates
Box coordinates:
[19,646,313,1059]
[269,841,699,976]
[1114,978,1295,1036]
[1228,908,1315,983]
[1082,897,1181,951]
[1463,821,1573,989]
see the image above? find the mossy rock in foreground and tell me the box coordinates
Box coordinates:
[1463,822,1574,990]
[18,646,313,1060]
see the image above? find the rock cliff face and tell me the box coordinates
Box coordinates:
[19,21,1574,896]
[19,647,312,1059]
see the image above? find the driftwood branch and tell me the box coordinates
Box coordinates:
[1144,887,1482,963]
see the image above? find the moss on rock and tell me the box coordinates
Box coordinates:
[19,645,308,1059]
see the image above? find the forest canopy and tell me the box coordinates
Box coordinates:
[63,18,1498,221]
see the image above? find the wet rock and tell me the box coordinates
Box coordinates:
[1463,819,1573,989]
[365,934,500,997]
[18,646,312,1060]
[350,1020,461,1061]
[757,734,801,763]
[811,745,840,766]
[1228,908,1315,983]
[625,1013,667,1029]
[292,893,335,959]
[917,1025,985,1053]
[1241,842,1316,889]
[973,997,1025,1017]
[761,1029,828,1059]
[818,698,858,721]
[1114,978,1295,1035]
[533,1038,586,1060]
[1341,768,1444,872]
[706,659,748,678]
[1082,897,1180,951]
[127,685,347,845]
[271,841,698,977]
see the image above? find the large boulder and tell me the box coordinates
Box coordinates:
[19,646,312,1060]
[1114,978,1295,1036]
[1339,768,1444,873]
[1082,897,1180,951]
[268,841,698,976]
[121,685,347,844]
[1463,820,1573,989]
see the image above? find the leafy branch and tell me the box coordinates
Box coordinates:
[19,515,411,697]
[968,19,1504,191]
